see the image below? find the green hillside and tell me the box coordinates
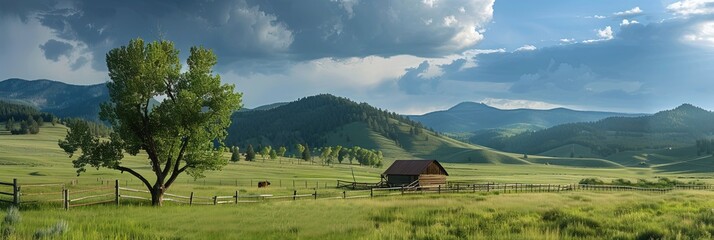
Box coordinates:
[225,94,532,163]
[481,104,714,157]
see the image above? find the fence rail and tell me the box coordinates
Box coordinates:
[2,178,713,210]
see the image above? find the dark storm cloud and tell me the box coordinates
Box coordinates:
[39,39,73,61]
[0,0,57,22]
[396,17,714,110]
[3,0,494,71]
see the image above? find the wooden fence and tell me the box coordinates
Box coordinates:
[0,179,19,205]
[2,178,713,210]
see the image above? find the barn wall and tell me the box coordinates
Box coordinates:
[387,175,418,186]
[423,163,446,175]
[419,174,446,186]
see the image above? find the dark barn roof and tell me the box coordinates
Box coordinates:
[382,160,449,176]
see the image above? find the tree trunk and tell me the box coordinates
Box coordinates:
[150,185,165,206]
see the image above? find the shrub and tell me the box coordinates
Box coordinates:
[636,229,666,240]
[579,178,604,185]
[1,206,21,238]
[33,220,69,239]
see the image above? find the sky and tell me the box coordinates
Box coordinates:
[1,0,714,114]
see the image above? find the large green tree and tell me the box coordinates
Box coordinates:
[58,38,242,206]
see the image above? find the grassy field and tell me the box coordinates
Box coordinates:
[4,191,714,239]
[3,124,714,239]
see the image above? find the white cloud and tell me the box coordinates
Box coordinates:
[560,38,576,44]
[620,19,640,26]
[683,21,714,46]
[667,0,714,16]
[614,7,643,16]
[480,98,563,110]
[586,15,607,19]
[582,26,613,43]
[423,0,438,8]
[443,15,458,27]
[598,26,614,39]
[514,45,537,52]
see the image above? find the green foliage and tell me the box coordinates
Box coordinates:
[579,178,605,185]
[33,220,68,239]
[246,145,256,161]
[269,149,277,160]
[260,146,271,160]
[57,38,241,205]
[226,94,427,149]
[0,100,55,123]
[61,118,111,137]
[2,206,21,238]
[295,144,305,156]
[230,147,240,162]
[302,144,311,161]
[277,146,287,157]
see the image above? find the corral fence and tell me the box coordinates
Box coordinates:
[2,178,713,210]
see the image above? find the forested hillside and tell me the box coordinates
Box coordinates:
[226,94,428,149]
[478,104,714,156]
[409,101,641,134]
[0,78,108,120]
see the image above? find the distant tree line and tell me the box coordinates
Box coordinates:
[695,139,714,156]
[1,101,55,135]
[227,142,383,167]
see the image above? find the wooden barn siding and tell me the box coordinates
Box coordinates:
[419,174,446,186]
[424,163,446,175]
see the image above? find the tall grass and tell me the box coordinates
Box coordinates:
[3,191,714,239]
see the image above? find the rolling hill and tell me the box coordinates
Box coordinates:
[225,94,534,163]
[483,104,714,158]
[408,102,643,134]
[0,78,108,120]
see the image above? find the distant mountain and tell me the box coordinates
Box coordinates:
[409,102,643,133]
[0,78,108,120]
[225,94,529,163]
[486,104,714,157]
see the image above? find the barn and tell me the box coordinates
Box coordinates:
[381,160,449,187]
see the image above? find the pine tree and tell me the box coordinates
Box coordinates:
[302,144,311,161]
[246,145,256,161]
[230,147,240,162]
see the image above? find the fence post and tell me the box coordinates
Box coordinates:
[63,189,69,210]
[213,196,217,205]
[486,183,490,192]
[115,179,120,206]
[189,192,194,206]
[473,184,476,193]
[293,190,297,200]
[13,178,19,205]
[343,191,346,199]
[401,186,404,195]
[235,191,239,204]
[370,188,373,198]
[438,185,441,194]
[314,190,317,200]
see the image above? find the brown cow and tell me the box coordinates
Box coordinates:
[258,181,271,188]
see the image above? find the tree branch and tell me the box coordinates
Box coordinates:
[116,165,152,191]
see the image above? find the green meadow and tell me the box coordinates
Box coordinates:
[2,124,714,239]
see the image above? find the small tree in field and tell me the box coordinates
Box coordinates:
[246,145,256,161]
[58,38,242,206]
[260,145,271,161]
[277,146,287,158]
[302,144,311,161]
[295,144,305,156]
[269,149,277,160]
[230,147,240,162]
